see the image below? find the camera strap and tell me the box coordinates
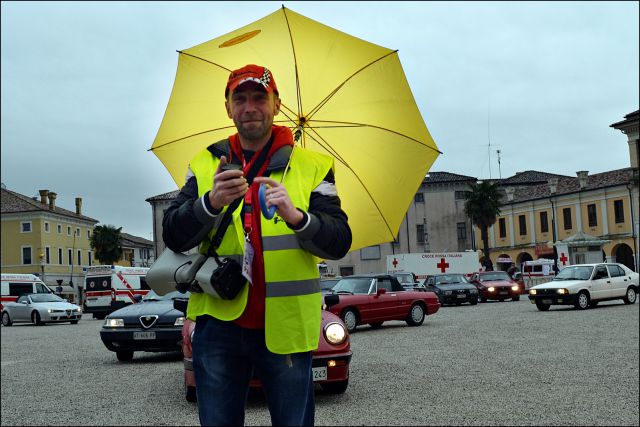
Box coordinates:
[207,135,275,264]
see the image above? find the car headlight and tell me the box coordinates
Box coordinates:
[103,318,124,328]
[487,287,495,292]
[557,288,569,295]
[324,322,347,345]
[174,316,185,326]
[511,285,519,291]
[529,289,537,295]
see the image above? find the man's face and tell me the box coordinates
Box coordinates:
[225,82,281,143]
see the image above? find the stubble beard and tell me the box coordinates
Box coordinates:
[236,117,272,144]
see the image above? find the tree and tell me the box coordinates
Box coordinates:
[464,181,503,271]
[90,225,123,265]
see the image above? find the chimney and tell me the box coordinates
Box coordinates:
[75,197,82,215]
[48,192,57,210]
[39,189,49,205]
[576,171,589,189]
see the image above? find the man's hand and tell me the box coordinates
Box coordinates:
[209,156,248,210]
[253,177,304,226]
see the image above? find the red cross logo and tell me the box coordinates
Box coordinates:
[437,258,450,273]
[392,258,398,268]
[559,253,568,265]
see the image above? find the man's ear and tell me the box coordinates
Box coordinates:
[274,97,281,116]
[225,100,232,118]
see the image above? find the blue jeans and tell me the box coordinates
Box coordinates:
[192,316,315,426]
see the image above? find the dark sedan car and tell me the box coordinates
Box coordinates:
[423,273,479,305]
[468,271,521,302]
[100,290,189,361]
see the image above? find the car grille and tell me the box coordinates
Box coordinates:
[533,289,557,296]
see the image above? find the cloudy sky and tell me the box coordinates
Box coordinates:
[2,1,638,241]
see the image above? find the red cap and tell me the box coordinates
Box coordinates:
[225,64,279,98]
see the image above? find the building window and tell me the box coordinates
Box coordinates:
[518,215,527,236]
[87,230,91,239]
[455,191,466,200]
[457,222,467,240]
[414,193,424,203]
[57,224,62,234]
[498,218,506,238]
[339,266,354,277]
[77,249,82,266]
[44,222,50,233]
[563,207,572,230]
[76,227,81,237]
[45,247,51,264]
[67,226,71,236]
[22,247,32,264]
[416,224,425,243]
[88,251,93,266]
[58,248,63,264]
[360,246,381,260]
[614,200,624,223]
[68,249,73,265]
[21,221,32,233]
[587,204,597,227]
[540,211,549,233]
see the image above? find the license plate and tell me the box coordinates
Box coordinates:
[542,299,553,304]
[133,331,156,340]
[456,294,466,299]
[499,290,508,294]
[312,367,327,382]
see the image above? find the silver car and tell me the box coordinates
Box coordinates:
[2,293,82,326]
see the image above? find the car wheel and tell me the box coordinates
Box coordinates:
[31,311,43,326]
[185,378,197,402]
[369,322,383,329]
[70,320,79,324]
[469,298,478,306]
[321,379,349,394]
[116,351,134,362]
[2,311,12,326]
[93,313,107,320]
[535,301,550,311]
[512,296,520,302]
[341,309,358,333]
[406,303,425,326]
[623,287,637,305]
[574,291,590,310]
[480,296,487,303]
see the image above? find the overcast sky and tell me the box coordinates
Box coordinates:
[2,1,638,241]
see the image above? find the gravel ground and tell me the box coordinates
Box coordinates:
[1,298,638,426]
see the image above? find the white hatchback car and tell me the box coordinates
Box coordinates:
[528,263,639,311]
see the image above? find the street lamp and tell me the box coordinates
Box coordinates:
[548,178,559,274]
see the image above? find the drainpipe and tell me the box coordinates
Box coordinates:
[628,182,638,272]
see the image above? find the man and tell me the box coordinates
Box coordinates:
[162,64,352,426]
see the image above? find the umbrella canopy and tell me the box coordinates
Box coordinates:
[151,6,440,251]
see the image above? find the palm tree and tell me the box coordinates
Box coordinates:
[464,181,503,271]
[90,225,123,265]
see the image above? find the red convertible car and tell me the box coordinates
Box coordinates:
[324,274,440,333]
[468,271,522,302]
[176,295,352,402]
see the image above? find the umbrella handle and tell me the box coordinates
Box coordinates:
[258,183,277,219]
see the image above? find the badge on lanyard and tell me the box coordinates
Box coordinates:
[242,239,254,284]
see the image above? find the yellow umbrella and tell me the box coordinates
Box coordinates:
[150,6,440,251]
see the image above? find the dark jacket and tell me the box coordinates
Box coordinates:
[162,140,352,261]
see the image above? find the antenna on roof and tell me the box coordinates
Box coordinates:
[496,149,502,180]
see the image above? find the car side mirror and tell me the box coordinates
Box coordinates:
[376,288,387,296]
[323,294,340,308]
[133,294,143,303]
[173,298,188,314]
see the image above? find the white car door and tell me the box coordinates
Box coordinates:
[590,265,611,300]
[13,295,31,321]
[606,264,629,298]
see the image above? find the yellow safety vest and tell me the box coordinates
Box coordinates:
[186,143,333,354]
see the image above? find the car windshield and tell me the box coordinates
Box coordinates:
[554,266,593,281]
[479,272,510,281]
[332,278,372,294]
[394,274,414,284]
[435,274,467,285]
[30,294,64,303]
[142,290,190,301]
[321,279,339,291]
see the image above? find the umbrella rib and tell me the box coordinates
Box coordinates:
[177,51,233,73]
[301,126,397,240]
[282,6,303,118]
[149,125,237,151]
[305,50,399,120]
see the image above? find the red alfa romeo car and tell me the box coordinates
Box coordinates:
[324,274,440,333]
[468,270,522,302]
[176,295,352,402]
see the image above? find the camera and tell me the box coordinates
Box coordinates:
[194,257,247,300]
[220,163,242,172]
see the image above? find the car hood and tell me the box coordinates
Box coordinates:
[108,300,184,318]
[531,280,585,290]
[478,280,514,287]
[435,283,476,291]
[33,301,80,310]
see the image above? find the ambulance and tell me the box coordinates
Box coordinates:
[1,273,54,310]
[387,251,482,281]
[83,265,150,319]
[520,259,556,291]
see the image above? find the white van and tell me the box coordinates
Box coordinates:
[521,259,556,290]
[1,273,54,310]
[83,265,150,319]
